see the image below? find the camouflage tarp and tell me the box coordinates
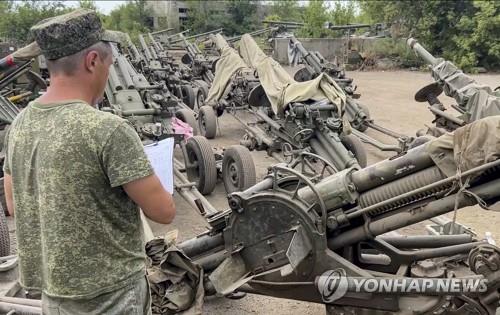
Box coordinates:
[431,61,500,122]
[146,239,204,315]
[205,34,249,104]
[11,42,41,62]
[427,116,500,177]
[238,34,347,119]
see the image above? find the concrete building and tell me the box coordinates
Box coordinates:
[146,1,271,32]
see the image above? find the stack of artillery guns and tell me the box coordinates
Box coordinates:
[0,24,499,315]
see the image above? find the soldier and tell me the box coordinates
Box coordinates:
[2,9,175,314]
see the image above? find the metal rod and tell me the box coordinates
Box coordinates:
[365,121,407,139]
[351,129,402,152]
[0,302,42,314]
[0,297,41,307]
[178,233,224,258]
[428,106,465,126]
[378,234,473,248]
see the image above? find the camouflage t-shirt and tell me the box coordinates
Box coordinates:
[3,99,154,299]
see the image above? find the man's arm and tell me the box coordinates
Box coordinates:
[102,122,176,225]
[123,174,175,224]
[3,174,14,216]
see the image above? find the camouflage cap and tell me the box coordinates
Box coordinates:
[30,9,119,60]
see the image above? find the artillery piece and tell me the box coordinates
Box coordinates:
[202,34,368,172]
[156,115,500,315]
[135,33,206,110]
[288,36,411,153]
[102,43,256,200]
[408,38,500,137]
[176,31,217,86]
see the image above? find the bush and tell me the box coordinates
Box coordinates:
[363,39,423,68]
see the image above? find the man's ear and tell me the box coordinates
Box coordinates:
[84,50,99,73]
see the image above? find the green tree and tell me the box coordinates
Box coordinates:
[298,0,330,38]
[329,1,358,26]
[222,0,259,35]
[187,0,258,36]
[266,0,302,22]
[357,0,500,70]
[452,1,500,70]
[78,0,98,11]
[0,1,71,44]
[186,1,227,34]
[103,0,152,42]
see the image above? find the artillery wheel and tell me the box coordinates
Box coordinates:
[198,105,217,139]
[175,108,199,135]
[0,201,10,256]
[181,84,196,109]
[222,145,256,193]
[185,136,217,195]
[414,82,443,103]
[194,80,210,108]
[293,67,314,82]
[341,134,367,168]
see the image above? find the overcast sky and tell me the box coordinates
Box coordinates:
[61,1,126,14]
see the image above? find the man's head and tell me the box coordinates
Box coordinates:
[30,9,119,104]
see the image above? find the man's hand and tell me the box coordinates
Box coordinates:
[123,174,175,224]
[3,174,14,216]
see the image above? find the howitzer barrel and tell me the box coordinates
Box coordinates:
[325,23,371,31]
[407,38,438,66]
[171,29,223,45]
[289,36,322,74]
[116,57,135,89]
[150,28,174,36]
[0,55,16,72]
[148,33,163,53]
[166,30,190,41]
[263,20,304,27]
[227,27,277,43]
[108,66,123,92]
[138,35,154,61]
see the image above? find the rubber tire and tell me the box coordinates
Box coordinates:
[185,136,217,195]
[181,85,196,110]
[0,201,10,256]
[341,134,368,168]
[198,105,217,139]
[194,80,210,108]
[222,145,256,193]
[175,109,199,136]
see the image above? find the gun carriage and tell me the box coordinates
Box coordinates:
[154,115,500,315]
[199,34,368,175]
[288,35,410,153]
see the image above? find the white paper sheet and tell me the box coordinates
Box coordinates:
[144,138,175,193]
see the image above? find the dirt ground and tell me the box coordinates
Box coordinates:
[148,69,500,315]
